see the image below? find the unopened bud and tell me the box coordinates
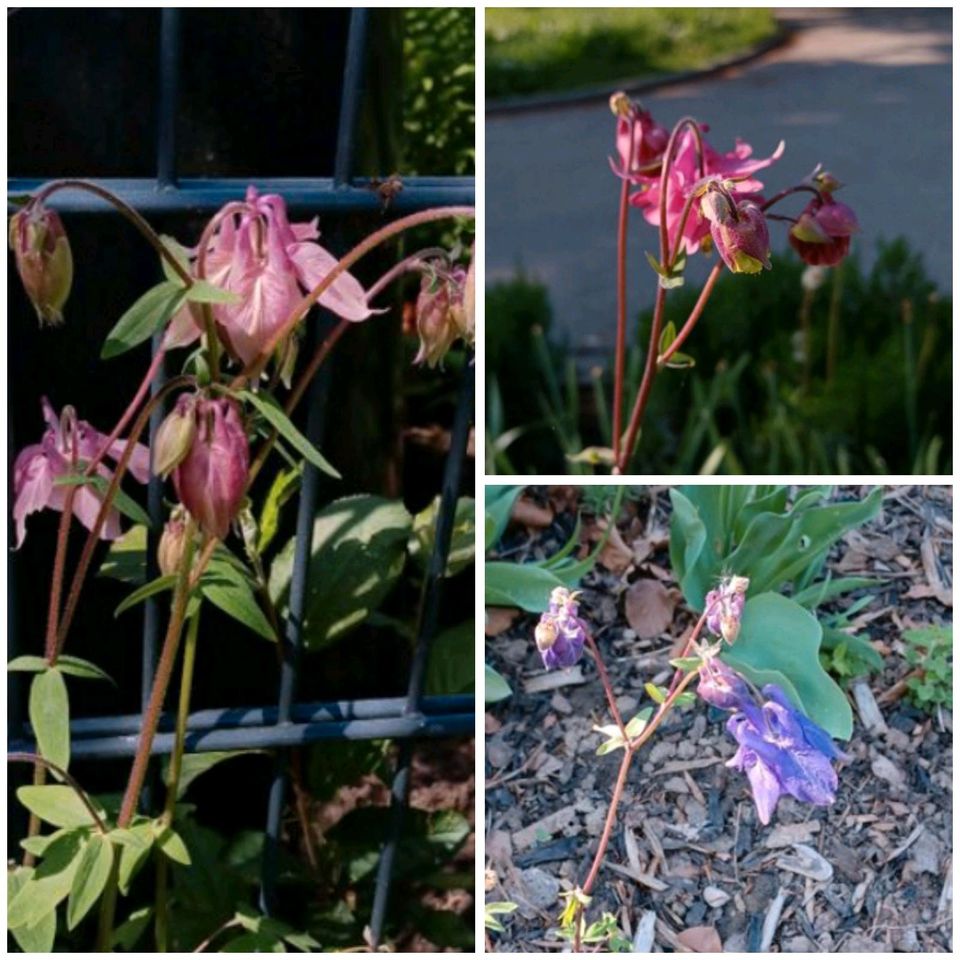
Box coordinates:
[158,507,189,576]
[153,394,197,478]
[609,91,632,117]
[9,203,73,326]
[535,617,558,652]
[413,263,467,368]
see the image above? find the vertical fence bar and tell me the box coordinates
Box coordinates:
[369,365,475,945]
[259,7,370,916]
[156,8,181,189]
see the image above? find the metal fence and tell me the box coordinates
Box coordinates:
[8,8,475,947]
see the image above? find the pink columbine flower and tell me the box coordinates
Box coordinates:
[704,574,749,643]
[789,195,859,267]
[172,396,249,540]
[609,95,670,178]
[165,186,381,366]
[630,124,784,257]
[413,263,469,368]
[702,194,771,275]
[12,398,150,547]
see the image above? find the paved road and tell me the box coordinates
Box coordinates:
[486,8,952,352]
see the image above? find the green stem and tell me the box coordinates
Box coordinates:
[156,604,202,952]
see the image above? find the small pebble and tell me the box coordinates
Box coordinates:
[703,885,731,908]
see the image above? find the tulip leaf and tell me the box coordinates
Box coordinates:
[485,561,564,612]
[268,495,412,650]
[7,867,57,953]
[722,592,852,739]
[67,833,113,930]
[102,280,186,359]
[484,664,512,703]
[239,389,341,479]
[484,485,524,550]
[425,621,475,695]
[30,668,71,769]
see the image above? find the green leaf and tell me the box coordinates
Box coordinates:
[102,281,186,359]
[183,278,240,304]
[239,389,341,479]
[669,656,702,671]
[17,785,104,829]
[644,682,666,704]
[7,867,57,953]
[484,485,523,550]
[117,823,154,895]
[484,664,512,703]
[67,833,113,929]
[485,561,564,611]
[722,593,853,739]
[425,621,474,695]
[164,749,266,801]
[410,496,475,578]
[7,830,86,929]
[792,576,883,609]
[30,668,71,769]
[21,830,69,857]
[111,905,153,951]
[8,654,50,673]
[99,524,148,584]
[664,351,695,369]
[268,495,412,650]
[201,562,277,641]
[54,654,115,683]
[159,234,193,283]
[658,320,677,355]
[114,574,178,618]
[54,473,152,528]
[624,707,653,738]
[257,464,302,555]
[154,825,192,865]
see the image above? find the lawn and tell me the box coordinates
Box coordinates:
[486,7,778,100]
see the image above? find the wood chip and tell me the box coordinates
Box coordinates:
[523,666,586,693]
[632,910,657,952]
[764,821,821,849]
[882,823,925,864]
[851,678,888,733]
[776,843,833,882]
[920,536,952,606]
[602,858,670,891]
[513,804,578,851]
[760,887,789,952]
[703,885,731,908]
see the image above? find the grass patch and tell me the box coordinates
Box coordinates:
[486,7,778,100]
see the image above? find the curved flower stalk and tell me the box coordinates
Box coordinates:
[604,95,860,473]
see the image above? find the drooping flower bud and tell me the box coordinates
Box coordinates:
[697,657,752,711]
[413,263,468,368]
[9,202,74,326]
[704,575,749,643]
[534,586,587,670]
[153,394,197,478]
[611,96,670,178]
[157,506,190,576]
[703,195,771,275]
[172,396,249,540]
[788,195,859,267]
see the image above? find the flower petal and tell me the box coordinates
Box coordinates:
[289,241,383,322]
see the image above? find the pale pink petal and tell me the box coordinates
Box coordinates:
[70,482,123,540]
[102,435,152,484]
[12,448,56,548]
[163,301,203,350]
[289,242,382,322]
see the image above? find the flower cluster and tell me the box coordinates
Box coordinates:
[413,259,474,368]
[703,574,749,643]
[698,657,846,824]
[610,95,858,274]
[13,398,149,547]
[534,586,587,670]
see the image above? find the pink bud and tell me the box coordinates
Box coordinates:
[707,199,771,275]
[9,202,73,326]
[789,196,859,267]
[158,507,190,576]
[413,264,468,368]
[172,396,249,540]
[153,394,197,478]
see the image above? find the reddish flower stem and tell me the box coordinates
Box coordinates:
[760,183,821,213]
[8,752,109,834]
[584,632,627,743]
[657,262,724,368]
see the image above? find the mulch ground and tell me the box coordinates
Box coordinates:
[485,485,952,952]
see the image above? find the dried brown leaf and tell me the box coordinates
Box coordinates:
[625,579,679,638]
[677,925,723,952]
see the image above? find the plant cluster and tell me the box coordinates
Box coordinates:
[7,179,474,951]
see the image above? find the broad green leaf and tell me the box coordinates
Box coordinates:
[239,389,341,479]
[154,825,192,865]
[54,654,114,683]
[7,830,86,929]
[268,495,412,650]
[67,833,113,929]
[102,281,186,360]
[200,563,276,641]
[257,464,302,554]
[410,496,475,578]
[17,785,104,829]
[99,523,147,584]
[425,621,475,695]
[21,829,69,857]
[54,473,152,528]
[30,668,71,768]
[7,867,57,953]
[485,561,564,612]
[722,593,852,739]
[8,654,49,672]
[114,574,178,618]
[484,485,523,550]
[484,664,512,703]
[792,576,882,610]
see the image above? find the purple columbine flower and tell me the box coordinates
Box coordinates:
[724,684,846,825]
[697,657,753,711]
[534,587,587,670]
